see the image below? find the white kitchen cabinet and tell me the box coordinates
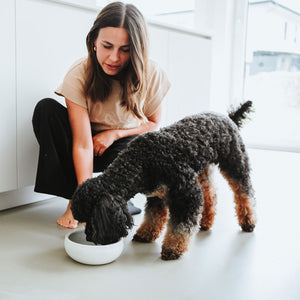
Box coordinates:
[167,31,211,123]
[0,1,17,192]
[148,26,170,127]
[16,0,96,187]
[148,24,212,125]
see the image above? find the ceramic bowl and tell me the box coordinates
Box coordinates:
[64,229,123,265]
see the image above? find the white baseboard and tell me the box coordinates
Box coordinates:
[0,185,54,211]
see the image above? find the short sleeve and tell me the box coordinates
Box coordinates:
[55,58,88,108]
[143,61,170,117]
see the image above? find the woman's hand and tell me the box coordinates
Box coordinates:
[93,130,118,156]
[92,105,162,156]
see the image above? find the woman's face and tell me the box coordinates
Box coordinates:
[94,27,131,76]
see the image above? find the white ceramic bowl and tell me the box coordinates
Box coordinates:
[64,229,123,265]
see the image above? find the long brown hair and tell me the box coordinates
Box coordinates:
[85,2,149,119]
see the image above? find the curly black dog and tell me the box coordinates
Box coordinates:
[71,101,256,260]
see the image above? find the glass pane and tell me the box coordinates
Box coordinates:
[243,0,300,150]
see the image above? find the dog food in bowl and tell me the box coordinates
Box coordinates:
[64,229,123,265]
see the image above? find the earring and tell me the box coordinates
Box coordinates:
[93,46,96,51]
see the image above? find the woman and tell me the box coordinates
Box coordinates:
[32,2,170,228]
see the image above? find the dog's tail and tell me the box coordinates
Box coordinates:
[228,100,253,129]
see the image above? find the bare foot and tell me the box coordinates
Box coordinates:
[57,200,78,229]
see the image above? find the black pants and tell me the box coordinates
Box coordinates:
[32,98,137,199]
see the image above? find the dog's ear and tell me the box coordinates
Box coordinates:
[85,193,133,245]
[71,177,99,222]
[121,200,134,229]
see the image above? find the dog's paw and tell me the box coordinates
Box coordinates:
[241,223,255,232]
[200,225,210,231]
[132,233,154,243]
[161,247,182,260]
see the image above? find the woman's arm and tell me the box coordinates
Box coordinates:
[65,98,94,185]
[116,104,162,138]
[93,105,162,156]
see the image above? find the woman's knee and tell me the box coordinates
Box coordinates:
[32,98,65,125]
[32,98,71,143]
[33,98,58,117]
[33,99,60,138]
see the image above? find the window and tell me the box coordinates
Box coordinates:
[242,0,300,151]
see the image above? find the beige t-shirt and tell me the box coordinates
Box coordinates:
[55,58,170,131]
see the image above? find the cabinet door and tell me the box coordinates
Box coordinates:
[16,0,96,188]
[167,31,211,123]
[148,26,170,127]
[0,2,17,192]
[148,25,212,126]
